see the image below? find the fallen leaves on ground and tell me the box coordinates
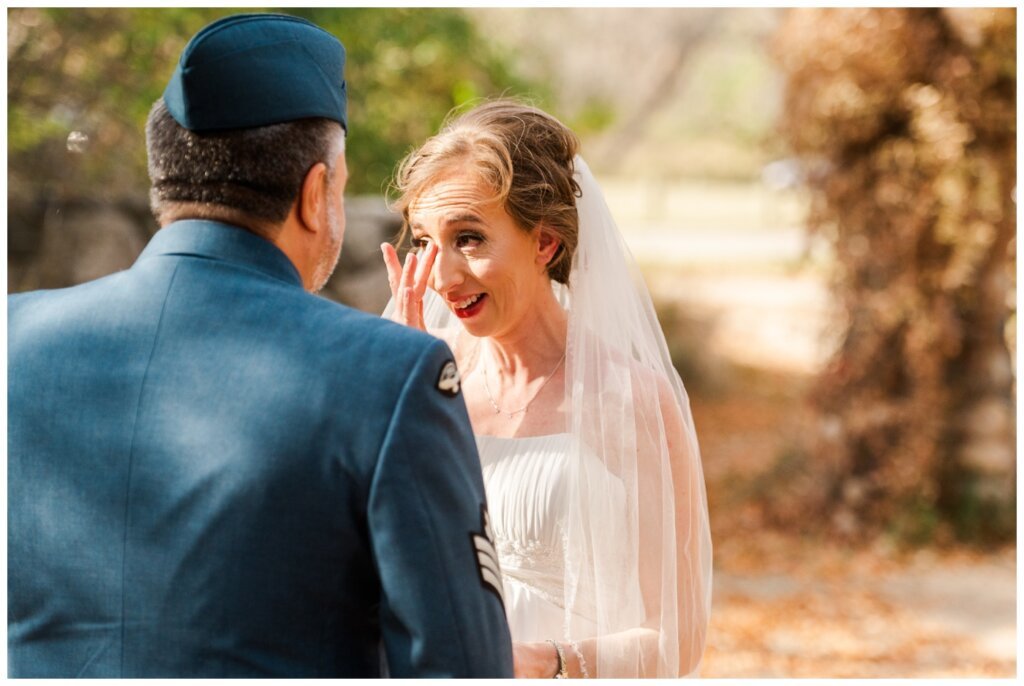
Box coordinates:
[689,366,1016,678]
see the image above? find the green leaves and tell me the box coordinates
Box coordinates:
[8,8,536,199]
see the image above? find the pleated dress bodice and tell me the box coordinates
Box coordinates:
[476,433,643,643]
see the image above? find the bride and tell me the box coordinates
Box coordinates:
[381,100,711,677]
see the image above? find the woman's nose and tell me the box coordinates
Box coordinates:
[431,245,464,294]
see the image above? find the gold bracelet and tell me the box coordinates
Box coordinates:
[546,639,568,679]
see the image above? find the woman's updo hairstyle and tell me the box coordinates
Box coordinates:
[393,99,581,285]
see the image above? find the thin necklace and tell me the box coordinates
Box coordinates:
[481,341,566,419]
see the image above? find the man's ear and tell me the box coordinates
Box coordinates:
[298,161,329,234]
[536,226,562,268]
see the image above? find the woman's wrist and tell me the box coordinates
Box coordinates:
[546,639,568,678]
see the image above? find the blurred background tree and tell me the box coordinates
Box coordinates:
[7,7,536,200]
[774,8,1016,544]
[470,8,783,181]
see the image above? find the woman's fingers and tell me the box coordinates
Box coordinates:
[399,252,421,327]
[380,243,402,297]
[400,251,417,295]
[414,241,438,299]
[401,284,419,327]
[397,252,417,319]
[381,242,432,331]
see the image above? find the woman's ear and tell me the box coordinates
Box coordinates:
[536,226,562,269]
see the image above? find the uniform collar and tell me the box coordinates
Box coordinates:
[137,220,303,287]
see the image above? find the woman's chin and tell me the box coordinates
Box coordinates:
[457,317,492,338]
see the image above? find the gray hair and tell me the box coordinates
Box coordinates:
[146,98,345,233]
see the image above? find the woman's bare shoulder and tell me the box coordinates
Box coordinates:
[576,325,677,392]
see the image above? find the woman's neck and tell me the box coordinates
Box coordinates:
[484,284,567,379]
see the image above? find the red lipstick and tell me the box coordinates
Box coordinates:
[454,293,487,319]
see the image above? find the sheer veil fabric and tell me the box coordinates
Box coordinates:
[385,157,712,677]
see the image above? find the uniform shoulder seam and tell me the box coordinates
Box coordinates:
[119,261,182,675]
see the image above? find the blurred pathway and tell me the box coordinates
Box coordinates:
[703,540,1016,678]
[644,269,835,375]
[605,179,836,375]
[624,224,809,265]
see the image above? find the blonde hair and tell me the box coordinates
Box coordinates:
[392,99,581,284]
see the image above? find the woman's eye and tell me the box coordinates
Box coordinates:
[455,232,482,249]
[411,237,429,252]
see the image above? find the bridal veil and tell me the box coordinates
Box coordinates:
[391,156,712,677]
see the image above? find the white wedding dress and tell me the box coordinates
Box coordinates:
[475,433,643,644]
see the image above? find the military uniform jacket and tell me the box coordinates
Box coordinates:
[8,220,513,678]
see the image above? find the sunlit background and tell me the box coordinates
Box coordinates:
[7,7,1016,677]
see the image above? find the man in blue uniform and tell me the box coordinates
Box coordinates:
[8,14,512,678]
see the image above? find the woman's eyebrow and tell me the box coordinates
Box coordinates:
[410,212,482,233]
[443,212,484,227]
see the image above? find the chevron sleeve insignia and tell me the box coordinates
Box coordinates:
[469,504,504,608]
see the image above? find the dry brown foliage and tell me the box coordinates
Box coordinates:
[772,8,1015,543]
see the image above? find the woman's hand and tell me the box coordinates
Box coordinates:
[512,640,561,678]
[381,241,438,331]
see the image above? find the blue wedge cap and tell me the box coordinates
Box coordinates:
[163,13,346,132]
